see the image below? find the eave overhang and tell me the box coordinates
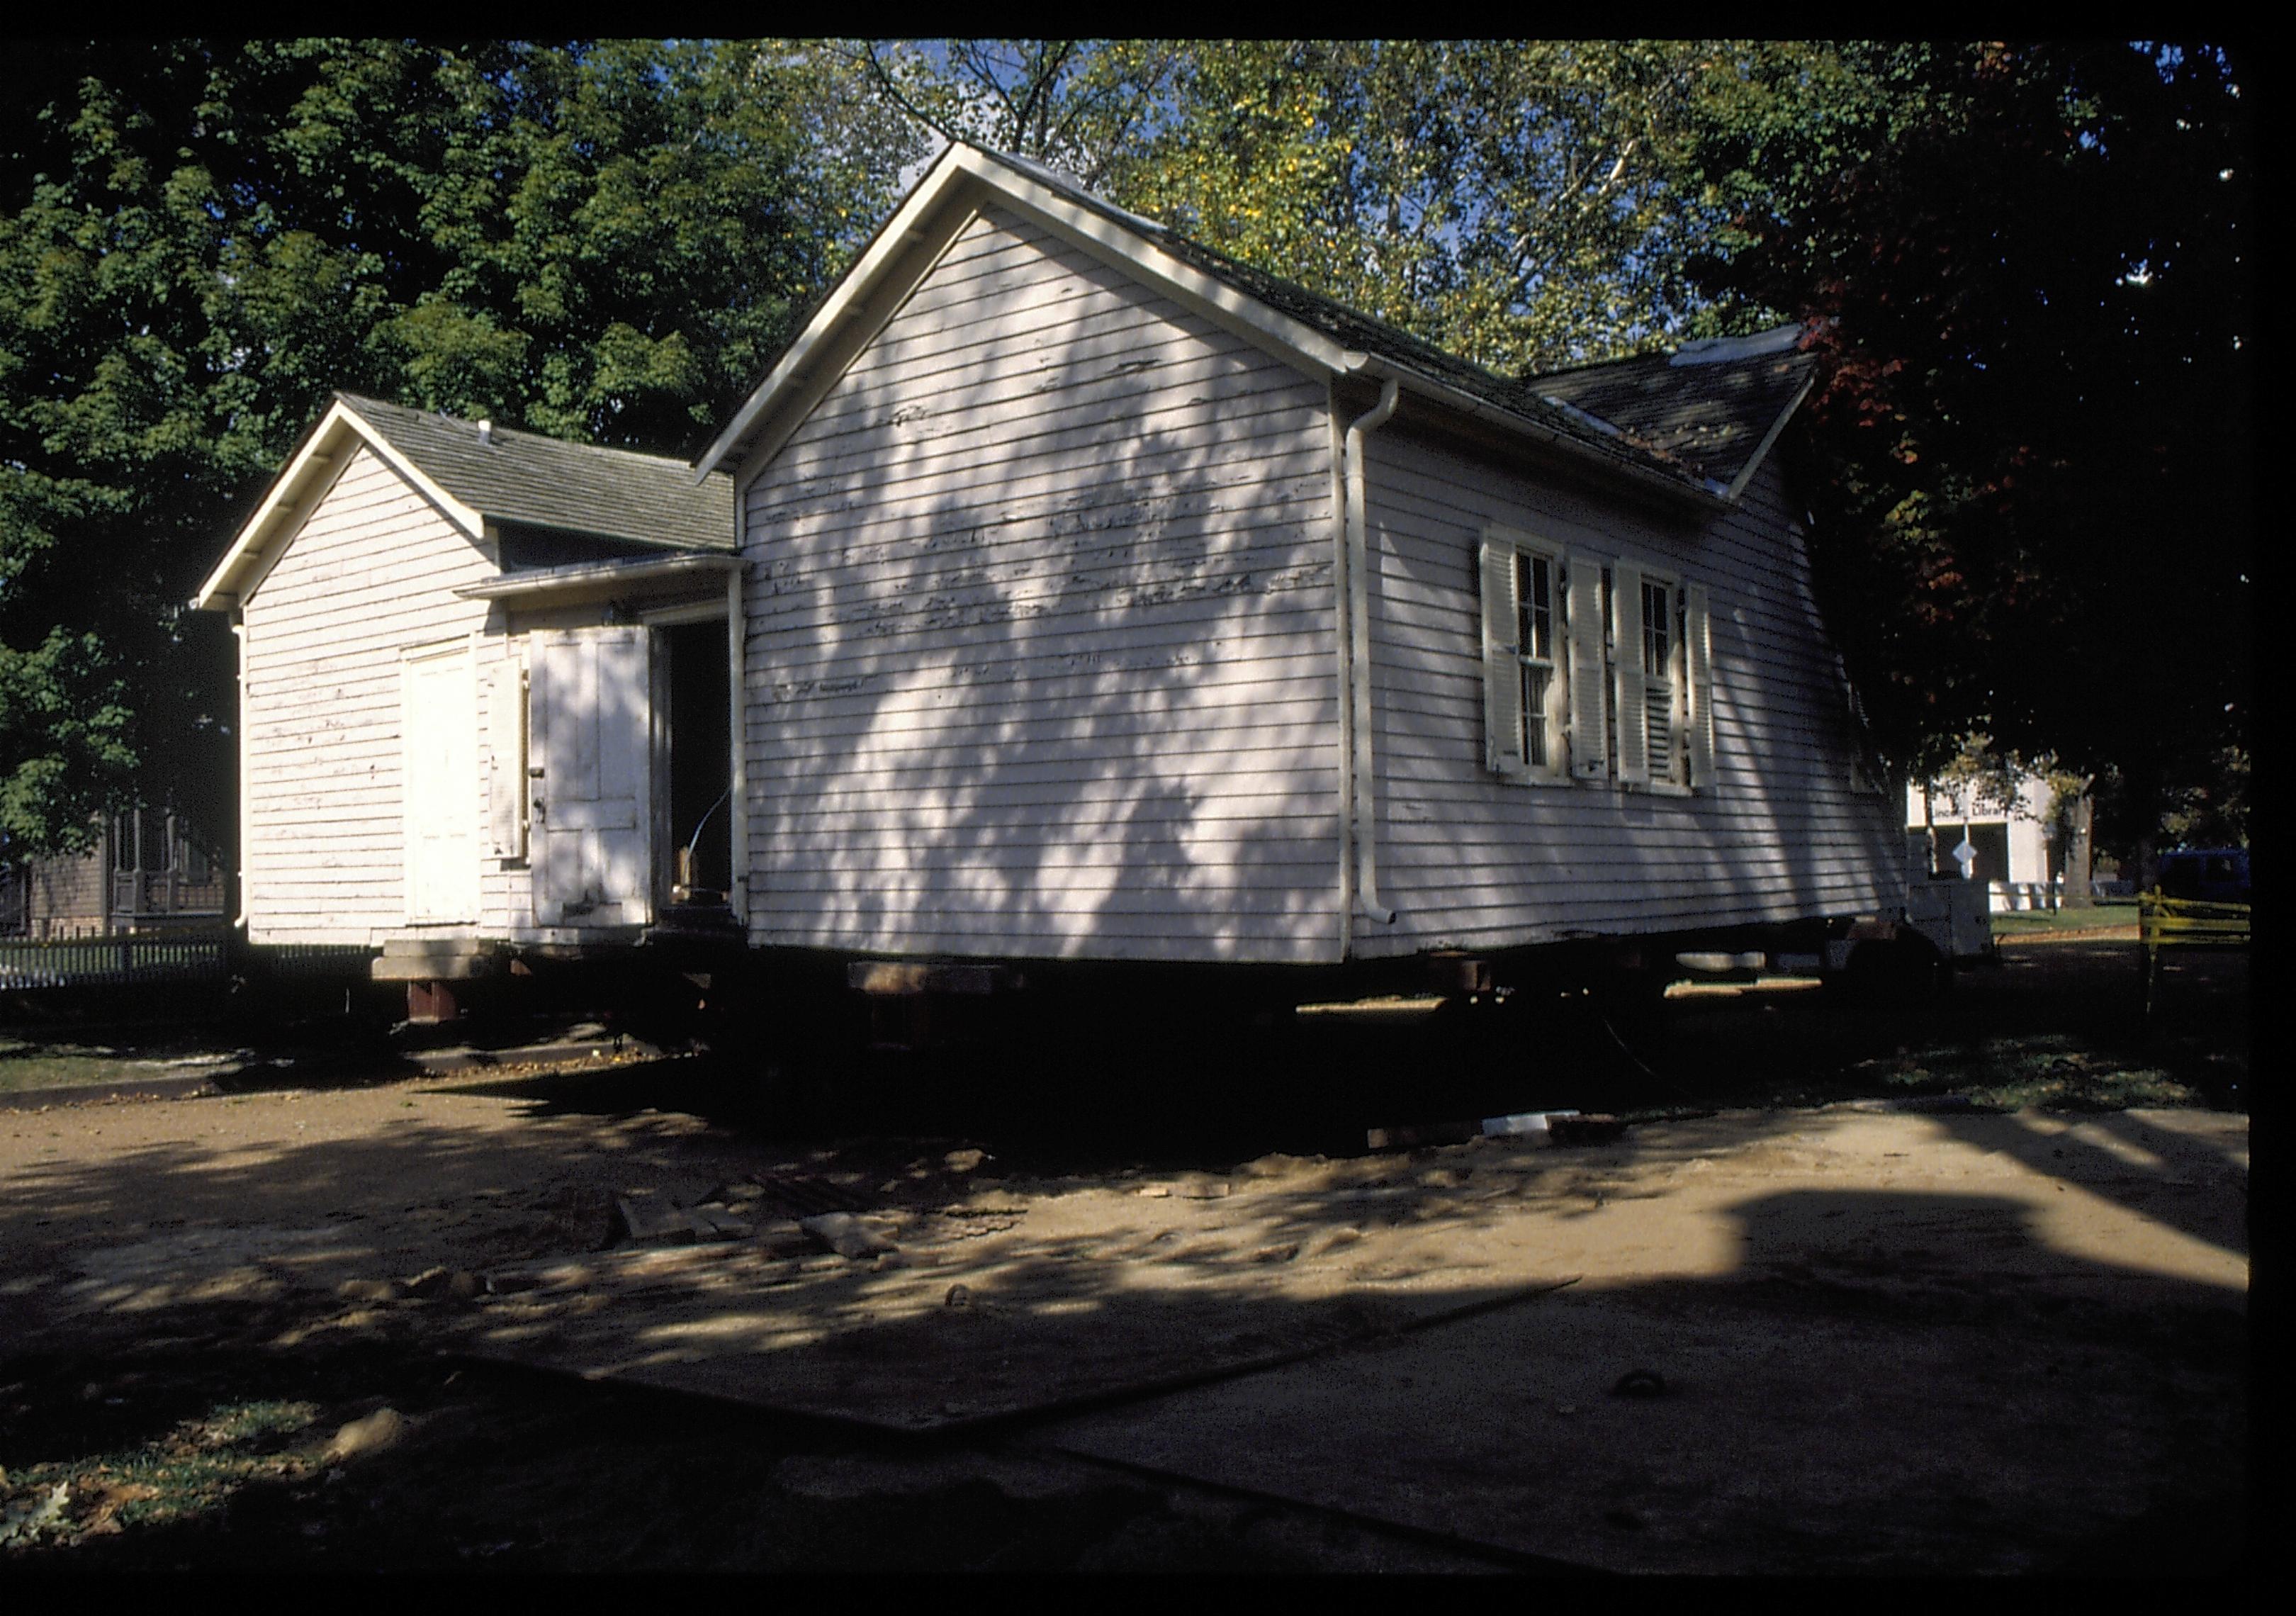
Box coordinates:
[451,552,739,609]
[191,399,486,613]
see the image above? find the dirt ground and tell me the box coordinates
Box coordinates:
[0,939,2251,1573]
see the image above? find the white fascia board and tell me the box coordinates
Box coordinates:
[952,147,1362,380]
[453,552,738,602]
[191,399,488,612]
[691,142,1366,483]
[192,402,357,611]
[692,145,979,482]
[1723,370,1819,503]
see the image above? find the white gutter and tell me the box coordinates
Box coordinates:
[1341,377,1402,930]
[453,553,738,602]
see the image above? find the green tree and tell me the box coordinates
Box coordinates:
[850,40,1178,188]
[855,39,1818,373]
[0,39,906,860]
[1700,42,2253,882]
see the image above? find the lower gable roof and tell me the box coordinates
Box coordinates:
[332,395,733,556]
[194,395,733,612]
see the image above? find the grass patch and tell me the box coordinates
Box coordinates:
[1991,902,2140,936]
[1852,1031,2202,1113]
[0,1033,248,1095]
[0,1397,324,1550]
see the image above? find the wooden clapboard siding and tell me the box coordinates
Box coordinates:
[1353,423,1901,958]
[738,204,1342,964]
[237,445,503,946]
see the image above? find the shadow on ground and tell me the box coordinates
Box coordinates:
[0,935,2249,1572]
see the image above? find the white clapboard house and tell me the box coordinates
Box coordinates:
[194,143,1902,999]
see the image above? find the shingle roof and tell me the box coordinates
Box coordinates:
[1526,329,1818,493]
[337,393,734,552]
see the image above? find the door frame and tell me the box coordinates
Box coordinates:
[400,638,481,924]
[638,590,746,926]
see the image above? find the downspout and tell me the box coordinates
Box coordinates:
[1343,377,1401,928]
[232,610,249,936]
[724,563,748,928]
[1327,387,1354,958]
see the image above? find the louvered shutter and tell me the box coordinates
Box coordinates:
[1612,562,1648,785]
[1480,539,1524,776]
[1684,584,1714,791]
[1845,680,1881,793]
[1566,556,1607,780]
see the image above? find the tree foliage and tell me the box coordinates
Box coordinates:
[2,38,2253,879]
[0,39,911,857]
[1700,42,2253,868]
[856,40,1801,373]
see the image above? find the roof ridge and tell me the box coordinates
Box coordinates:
[334,391,718,475]
[964,145,1653,427]
[1523,344,1673,382]
[1527,325,1814,384]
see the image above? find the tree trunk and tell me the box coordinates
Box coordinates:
[2062,790,2094,908]
[2125,762,2164,894]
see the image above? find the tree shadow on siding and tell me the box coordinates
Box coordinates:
[742,305,1340,971]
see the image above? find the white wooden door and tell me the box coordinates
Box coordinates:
[403,644,480,923]
[529,627,653,928]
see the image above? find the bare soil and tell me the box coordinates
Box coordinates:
[0,940,2249,1573]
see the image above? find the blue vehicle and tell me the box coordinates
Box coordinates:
[2157,848,2250,904]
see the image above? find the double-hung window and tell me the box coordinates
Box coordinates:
[1609,566,1684,790]
[1479,529,1571,782]
[1482,529,1714,793]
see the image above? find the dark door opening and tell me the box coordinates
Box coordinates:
[661,619,732,904]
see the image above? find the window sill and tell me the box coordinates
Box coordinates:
[1495,770,1576,788]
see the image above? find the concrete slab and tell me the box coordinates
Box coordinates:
[1044,1272,2246,1574]
[444,1228,1576,1433]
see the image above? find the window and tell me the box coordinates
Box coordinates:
[1845,680,1886,795]
[111,807,175,873]
[1626,571,1682,788]
[1479,531,1570,782]
[1482,530,1713,793]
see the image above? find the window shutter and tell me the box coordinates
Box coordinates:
[1479,539,1526,776]
[486,658,527,859]
[1612,562,1648,785]
[1845,681,1882,794]
[1684,584,1714,790]
[1565,555,1607,780]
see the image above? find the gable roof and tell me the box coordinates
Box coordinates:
[333,394,734,554]
[194,395,733,612]
[694,143,1752,514]
[1528,327,1818,499]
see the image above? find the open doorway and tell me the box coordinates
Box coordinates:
[659,619,732,907]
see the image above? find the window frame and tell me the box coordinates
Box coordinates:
[1633,566,1692,796]
[1479,526,1575,786]
[1483,537,1713,797]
